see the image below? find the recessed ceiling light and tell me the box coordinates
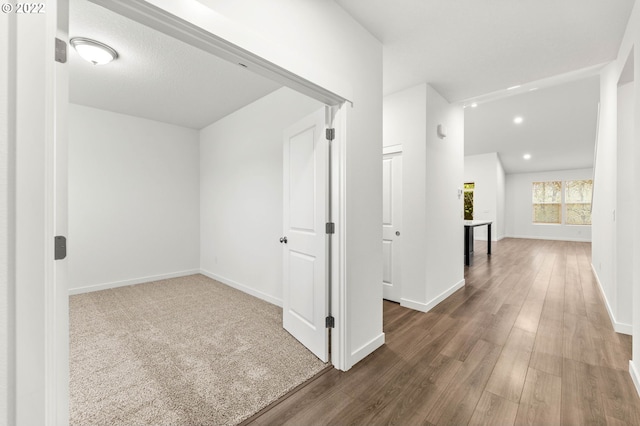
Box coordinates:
[523,153,531,160]
[513,116,523,124]
[507,85,521,91]
[529,88,538,92]
[70,37,118,65]
[470,103,478,108]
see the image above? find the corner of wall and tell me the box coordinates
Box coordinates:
[591,263,632,335]
[401,278,465,313]
[348,333,385,370]
[199,269,283,307]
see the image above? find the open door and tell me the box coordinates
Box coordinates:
[282,109,328,362]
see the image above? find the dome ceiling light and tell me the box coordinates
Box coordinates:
[70,37,118,65]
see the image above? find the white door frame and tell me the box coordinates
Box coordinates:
[16,0,351,423]
[8,0,69,424]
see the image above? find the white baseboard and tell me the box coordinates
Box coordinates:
[199,269,282,307]
[505,234,591,243]
[631,361,640,398]
[591,263,632,335]
[401,278,465,313]
[68,269,200,295]
[349,332,385,369]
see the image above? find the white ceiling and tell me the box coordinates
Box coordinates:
[335,0,633,173]
[71,0,633,174]
[69,0,282,130]
[335,0,634,102]
[465,76,600,174]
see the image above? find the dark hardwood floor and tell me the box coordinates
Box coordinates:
[246,238,640,425]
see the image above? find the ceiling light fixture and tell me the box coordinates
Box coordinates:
[513,116,523,124]
[470,103,478,108]
[507,85,521,91]
[70,37,118,65]
[523,153,531,160]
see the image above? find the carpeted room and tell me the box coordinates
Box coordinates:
[68,0,329,423]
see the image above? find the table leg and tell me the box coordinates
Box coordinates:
[470,227,475,254]
[464,226,471,266]
[487,224,492,255]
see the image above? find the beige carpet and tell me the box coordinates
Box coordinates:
[69,274,327,425]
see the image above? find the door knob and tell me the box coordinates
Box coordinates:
[395,231,400,236]
[279,236,288,244]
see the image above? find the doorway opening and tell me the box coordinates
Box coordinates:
[464,182,475,220]
[382,145,402,303]
[61,0,348,422]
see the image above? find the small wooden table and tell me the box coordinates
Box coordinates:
[464,220,492,266]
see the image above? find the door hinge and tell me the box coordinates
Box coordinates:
[326,222,335,234]
[55,38,67,63]
[54,236,67,260]
[326,128,335,141]
[325,315,335,328]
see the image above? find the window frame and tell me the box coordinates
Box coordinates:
[532,181,562,225]
[531,179,593,226]
[564,179,593,226]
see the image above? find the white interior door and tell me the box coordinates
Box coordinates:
[282,108,328,362]
[382,151,402,302]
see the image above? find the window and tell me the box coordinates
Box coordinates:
[565,180,593,225]
[532,181,562,224]
[463,182,474,220]
[532,180,593,225]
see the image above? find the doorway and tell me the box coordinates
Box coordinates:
[55,0,348,421]
[382,145,402,303]
[67,0,334,354]
[464,182,475,220]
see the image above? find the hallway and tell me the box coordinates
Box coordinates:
[247,238,640,425]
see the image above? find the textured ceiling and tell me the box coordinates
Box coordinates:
[69,0,282,129]
[335,0,634,102]
[464,77,600,174]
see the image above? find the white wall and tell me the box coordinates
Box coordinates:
[591,4,640,392]
[383,84,427,306]
[631,11,640,392]
[593,62,619,333]
[616,81,634,331]
[199,87,322,305]
[0,10,15,425]
[593,3,640,387]
[589,60,634,337]
[464,152,505,241]
[383,83,464,313]
[424,85,465,308]
[496,157,506,240]
[505,168,593,242]
[68,104,200,294]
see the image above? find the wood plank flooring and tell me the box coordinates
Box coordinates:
[245,238,640,425]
